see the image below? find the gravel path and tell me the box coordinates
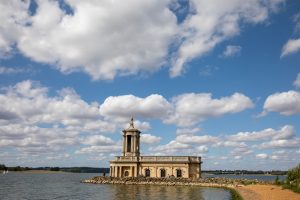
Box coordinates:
[237,185,300,200]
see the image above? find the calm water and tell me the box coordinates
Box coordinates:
[0,172,231,200]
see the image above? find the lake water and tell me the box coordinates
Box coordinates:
[0,172,231,200]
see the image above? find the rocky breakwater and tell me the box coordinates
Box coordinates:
[81,176,269,188]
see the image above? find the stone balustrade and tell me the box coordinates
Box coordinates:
[112,156,201,163]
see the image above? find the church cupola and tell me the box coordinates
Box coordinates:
[122,117,140,157]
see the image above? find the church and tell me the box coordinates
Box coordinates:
[109,118,202,178]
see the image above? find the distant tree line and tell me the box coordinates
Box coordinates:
[1,164,109,173]
[203,170,287,175]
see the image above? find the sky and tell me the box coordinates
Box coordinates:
[0,0,300,170]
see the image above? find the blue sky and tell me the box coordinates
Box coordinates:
[0,0,300,170]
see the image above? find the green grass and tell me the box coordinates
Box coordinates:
[227,188,243,200]
[274,164,300,194]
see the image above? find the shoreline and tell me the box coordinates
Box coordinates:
[81,176,300,200]
[2,170,68,174]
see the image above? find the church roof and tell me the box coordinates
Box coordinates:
[123,117,140,132]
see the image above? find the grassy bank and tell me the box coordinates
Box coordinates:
[274,163,300,194]
[227,187,243,200]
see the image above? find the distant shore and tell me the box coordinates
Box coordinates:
[2,170,67,174]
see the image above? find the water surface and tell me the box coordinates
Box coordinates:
[0,172,231,200]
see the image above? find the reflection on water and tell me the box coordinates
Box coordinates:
[1,172,284,200]
[113,184,230,200]
[0,172,231,200]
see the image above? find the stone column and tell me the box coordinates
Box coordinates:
[131,136,134,153]
[123,135,126,156]
[133,136,136,154]
[125,136,128,153]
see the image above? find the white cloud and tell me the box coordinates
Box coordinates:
[0,0,29,58]
[231,146,252,156]
[0,80,101,125]
[150,140,191,154]
[234,156,242,160]
[0,66,32,75]
[166,92,254,127]
[256,153,268,159]
[196,145,209,153]
[75,145,122,154]
[258,139,300,149]
[281,12,300,58]
[82,135,115,146]
[176,134,219,145]
[294,73,300,88]
[0,0,286,79]
[170,0,284,77]
[281,39,300,57]
[176,127,201,135]
[17,0,177,80]
[141,133,161,144]
[217,141,248,148]
[222,45,241,57]
[263,90,300,115]
[228,125,295,142]
[99,94,172,122]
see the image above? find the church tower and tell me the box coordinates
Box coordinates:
[122,117,140,157]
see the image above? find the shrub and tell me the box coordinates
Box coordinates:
[284,164,300,193]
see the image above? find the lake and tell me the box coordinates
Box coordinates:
[0,172,231,200]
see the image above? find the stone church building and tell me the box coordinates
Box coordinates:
[110,118,202,178]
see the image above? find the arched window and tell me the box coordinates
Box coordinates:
[124,171,129,177]
[145,169,150,177]
[160,169,166,178]
[176,169,182,178]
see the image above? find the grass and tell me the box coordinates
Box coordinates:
[227,188,244,200]
[274,164,300,194]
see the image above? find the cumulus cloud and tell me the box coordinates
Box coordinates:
[170,0,284,77]
[176,134,219,145]
[0,0,29,58]
[258,139,300,149]
[75,145,122,154]
[0,80,122,159]
[281,12,300,57]
[141,133,161,144]
[0,66,33,75]
[256,153,268,159]
[222,45,241,57]
[82,135,115,146]
[176,127,201,135]
[99,94,172,122]
[18,0,177,80]
[0,0,286,79]
[150,140,191,154]
[262,90,300,115]
[231,146,253,156]
[0,80,101,125]
[228,125,295,142]
[165,92,254,127]
[281,39,300,57]
[294,73,300,88]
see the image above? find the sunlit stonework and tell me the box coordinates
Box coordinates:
[110,118,202,178]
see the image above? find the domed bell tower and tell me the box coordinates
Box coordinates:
[122,117,140,157]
